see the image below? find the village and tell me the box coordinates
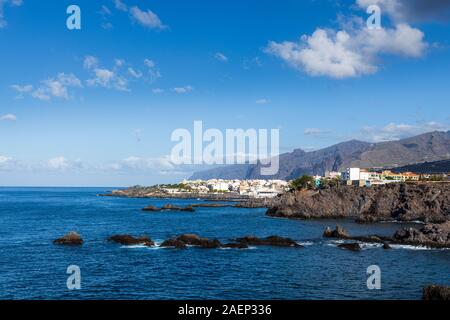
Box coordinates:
[155,167,449,199]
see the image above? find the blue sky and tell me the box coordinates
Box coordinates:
[0,0,450,186]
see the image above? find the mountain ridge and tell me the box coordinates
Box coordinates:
[190,131,450,180]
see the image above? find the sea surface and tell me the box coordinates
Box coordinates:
[0,187,449,300]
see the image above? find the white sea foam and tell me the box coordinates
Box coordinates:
[359,242,384,250]
[298,241,314,246]
[389,244,437,250]
[120,244,148,249]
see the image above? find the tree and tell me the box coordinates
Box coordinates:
[291,175,316,190]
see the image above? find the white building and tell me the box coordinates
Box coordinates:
[342,168,361,181]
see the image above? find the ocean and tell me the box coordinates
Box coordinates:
[0,187,449,300]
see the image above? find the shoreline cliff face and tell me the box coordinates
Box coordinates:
[265,183,450,223]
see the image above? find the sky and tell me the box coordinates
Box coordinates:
[0,0,450,186]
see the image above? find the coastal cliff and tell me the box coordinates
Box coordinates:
[264,183,450,223]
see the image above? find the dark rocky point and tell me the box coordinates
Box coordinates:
[393,222,450,248]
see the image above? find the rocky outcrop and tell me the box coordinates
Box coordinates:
[107,235,154,246]
[221,242,249,249]
[142,204,195,212]
[53,231,83,245]
[175,234,221,248]
[160,239,187,249]
[266,183,450,223]
[423,285,450,300]
[323,222,450,249]
[393,222,450,248]
[323,225,350,239]
[234,235,302,247]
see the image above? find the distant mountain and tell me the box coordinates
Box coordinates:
[392,159,450,174]
[190,131,450,180]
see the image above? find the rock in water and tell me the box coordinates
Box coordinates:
[142,205,160,212]
[393,221,450,248]
[337,243,361,251]
[53,231,83,245]
[423,285,450,300]
[107,235,154,246]
[234,235,302,247]
[175,234,221,248]
[160,239,187,249]
[323,225,350,239]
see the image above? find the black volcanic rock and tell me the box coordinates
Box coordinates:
[53,231,83,245]
[393,222,450,248]
[323,225,350,239]
[108,235,154,246]
[266,183,450,223]
[175,234,221,248]
[423,285,450,300]
[234,235,302,247]
[160,239,187,249]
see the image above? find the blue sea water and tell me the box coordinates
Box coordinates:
[0,187,449,300]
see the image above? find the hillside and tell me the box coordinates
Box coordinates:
[393,159,450,174]
[190,131,450,180]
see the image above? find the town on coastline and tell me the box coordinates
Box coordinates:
[106,167,449,199]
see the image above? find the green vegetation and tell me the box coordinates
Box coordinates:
[290,175,316,190]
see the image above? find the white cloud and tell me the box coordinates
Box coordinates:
[358,121,450,142]
[129,6,166,30]
[114,58,125,67]
[100,5,111,16]
[10,84,33,98]
[47,156,71,170]
[0,0,22,28]
[256,98,269,104]
[304,128,333,138]
[12,73,82,101]
[1,113,16,121]
[152,88,164,94]
[214,52,228,62]
[110,156,175,172]
[86,68,129,91]
[40,73,82,99]
[265,5,427,79]
[83,55,99,70]
[0,155,15,170]
[128,67,142,78]
[114,0,128,12]
[172,85,194,94]
[144,58,161,81]
[46,156,84,171]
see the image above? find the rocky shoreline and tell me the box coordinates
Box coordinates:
[322,222,450,249]
[261,183,450,223]
[99,187,252,202]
